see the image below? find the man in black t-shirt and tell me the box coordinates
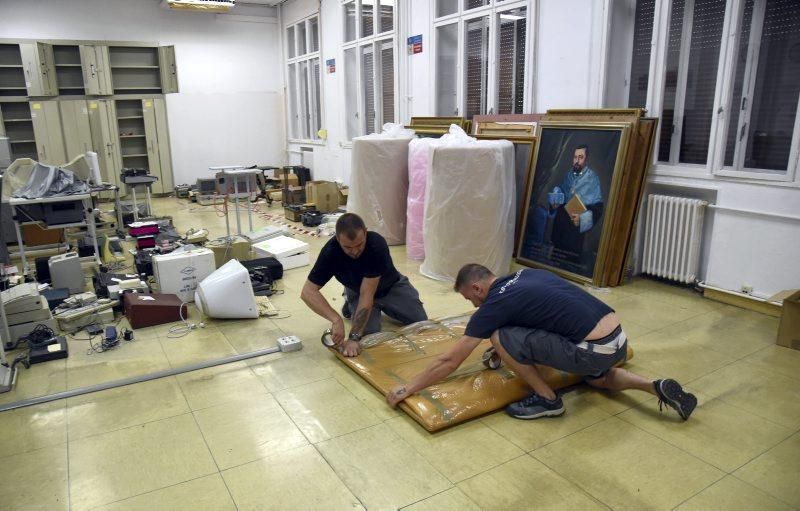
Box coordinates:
[387,264,697,421]
[301,213,427,357]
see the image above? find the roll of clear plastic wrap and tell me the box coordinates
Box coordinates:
[420,138,516,281]
[349,124,414,245]
[406,138,435,260]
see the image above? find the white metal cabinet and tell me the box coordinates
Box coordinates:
[20,43,57,97]
[29,101,66,164]
[158,46,179,94]
[79,44,113,96]
[87,99,122,188]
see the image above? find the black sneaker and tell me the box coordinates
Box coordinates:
[654,379,697,420]
[341,302,352,320]
[505,393,565,420]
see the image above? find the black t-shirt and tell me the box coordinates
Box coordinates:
[464,269,614,340]
[307,231,401,297]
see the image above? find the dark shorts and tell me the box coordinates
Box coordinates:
[498,325,628,379]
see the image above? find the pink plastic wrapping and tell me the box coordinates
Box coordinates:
[420,135,516,281]
[405,138,435,260]
[349,124,415,245]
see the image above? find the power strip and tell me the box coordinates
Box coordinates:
[277,335,303,352]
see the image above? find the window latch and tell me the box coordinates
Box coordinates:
[739,122,747,142]
[741,97,747,111]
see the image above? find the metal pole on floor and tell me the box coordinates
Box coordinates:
[0,344,286,412]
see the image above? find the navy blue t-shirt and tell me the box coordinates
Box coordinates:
[307,231,401,297]
[464,269,614,340]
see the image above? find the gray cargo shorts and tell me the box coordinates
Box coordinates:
[498,325,628,379]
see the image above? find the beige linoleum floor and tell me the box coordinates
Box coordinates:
[0,197,798,510]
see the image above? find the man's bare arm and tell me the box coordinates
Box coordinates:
[387,335,482,407]
[339,276,380,357]
[300,280,345,344]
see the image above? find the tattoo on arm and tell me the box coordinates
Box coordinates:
[351,307,371,337]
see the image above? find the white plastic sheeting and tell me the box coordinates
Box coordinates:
[420,132,516,281]
[349,123,415,245]
[406,138,435,260]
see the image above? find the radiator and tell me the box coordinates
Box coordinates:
[642,195,707,284]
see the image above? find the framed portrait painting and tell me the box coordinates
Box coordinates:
[517,121,632,285]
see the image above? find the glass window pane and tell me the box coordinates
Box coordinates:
[344,47,361,139]
[465,16,490,119]
[287,26,296,59]
[361,44,376,133]
[658,0,685,161]
[299,60,310,138]
[436,23,459,116]
[380,40,394,125]
[311,58,321,137]
[628,0,655,108]
[465,0,488,10]
[679,0,725,164]
[345,2,357,42]
[725,0,755,166]
[288,63,299,138]
[362,0,375,38]
[437,0,458,18]
[733,0,800,171]
[310,17,319,53]
[297,21,307,55]
[379,0,394,33]
[497,7,526,115]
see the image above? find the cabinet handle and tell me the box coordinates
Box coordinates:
[91,64,97,78]
[42,144,47,159]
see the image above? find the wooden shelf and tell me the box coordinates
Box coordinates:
[117,116,144,120]
[0,87,26,90]
[122,153,148,158]
[113,87,161,91]
[58,86,85,90]
[10,139,36,144]
[111,65,159,69]
[55,64,82,67]
[119,134,145,138]
[0,65,23,68]
[3,118,32,122]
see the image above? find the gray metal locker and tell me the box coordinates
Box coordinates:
[58,100,93,162]
[29,101,67,164]
[158,46,179,93]
[141,98,163,193]
[152,97,174,191]
[79,44,113,96]
[19,43,57,97]
[87,99,122,188]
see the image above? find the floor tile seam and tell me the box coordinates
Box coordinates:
[520,451,615,510]
[612,411,737,474]
[307,443,369,510]
[66,408,194,444]
[0,440,70,464]
[730,354,800,383]
[66,401,72,511]
[728,472,799,509]
[84,472,225,511]
[703,393,800,431]
[516,412,615,454]
[266,379,318,447]
[182,388,274,413]
[308,417,388,446]
[398,485,479,510]
[668,470,729,510]
[186,410,241,511]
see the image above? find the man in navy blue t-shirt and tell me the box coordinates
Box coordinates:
[301,213,427,357]
[387,263,697,421]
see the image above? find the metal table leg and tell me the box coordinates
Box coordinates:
[131,186,139,222]
[233,177,242,235]
[84,197,101,266]
[9,203,28,275]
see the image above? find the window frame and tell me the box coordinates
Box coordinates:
[286,14,323,143]
[644,0,800,183]
[431,0,533,119]
[341,0,398,140]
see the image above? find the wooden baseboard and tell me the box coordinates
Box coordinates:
[703,287,782,317]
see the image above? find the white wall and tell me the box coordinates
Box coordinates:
[0,0,286,186]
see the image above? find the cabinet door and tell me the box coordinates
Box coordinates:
[152,97,174,191]
[158,46,178,93]
[58,100,93,162]
[30,101,66,164]
[87,99,122,188]
[142,98,163,193]
[20,43,57,96]
[80,45,113,96]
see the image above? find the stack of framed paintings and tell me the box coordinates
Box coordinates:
[515,109,658,287]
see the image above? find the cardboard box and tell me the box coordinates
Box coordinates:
[305,181,340,213]
[21,224,64,246]
[152,248,216,303]
[776,289,800,350]
[253,235,310,270]
[338,186,349,206]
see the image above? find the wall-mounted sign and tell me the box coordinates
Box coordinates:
[407,35,423,55]
[326,59,336,73]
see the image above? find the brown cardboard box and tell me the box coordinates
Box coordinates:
[776,289,800,350]
[338,186,349,206]
[305,181,340,213]
[22,224,64,246]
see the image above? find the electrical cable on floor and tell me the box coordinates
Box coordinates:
[166,301,204,338]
